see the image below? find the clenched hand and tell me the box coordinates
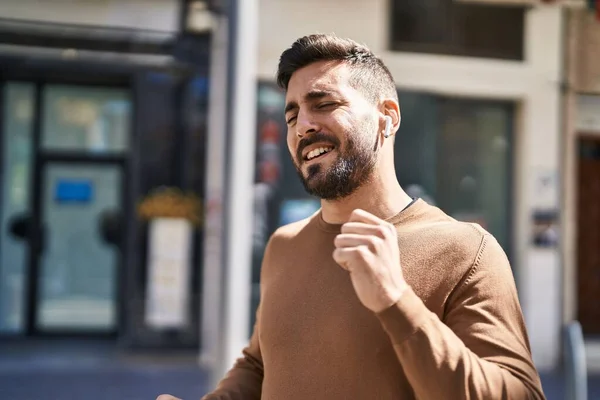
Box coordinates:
[333,209,408,313]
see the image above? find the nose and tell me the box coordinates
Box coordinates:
[295,111,319,138]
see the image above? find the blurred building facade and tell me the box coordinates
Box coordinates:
[0,0,214,349]
[2,0,600,379]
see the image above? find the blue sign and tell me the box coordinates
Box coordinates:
[54,180,93,203]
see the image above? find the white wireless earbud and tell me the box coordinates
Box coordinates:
[383,115,393,138]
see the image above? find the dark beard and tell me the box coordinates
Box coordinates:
[294,130,377,201]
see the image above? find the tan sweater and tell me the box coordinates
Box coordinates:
[203,199,545,399]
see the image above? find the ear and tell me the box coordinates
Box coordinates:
[379,99,401,138]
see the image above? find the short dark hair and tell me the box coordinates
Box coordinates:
[276,34,398,104]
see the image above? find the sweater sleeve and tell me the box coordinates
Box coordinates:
[201,305,264,400]
[376,234,545,400]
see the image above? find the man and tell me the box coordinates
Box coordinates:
[159,34,545,399]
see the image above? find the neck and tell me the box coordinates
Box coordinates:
[320,170,412,225]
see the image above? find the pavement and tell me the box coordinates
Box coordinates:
[540,369,600,400]
[1,339,600,399]
[0,339,209,400]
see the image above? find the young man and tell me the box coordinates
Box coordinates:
[160,34,545,400]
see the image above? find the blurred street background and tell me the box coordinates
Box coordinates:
[1,0,600,399]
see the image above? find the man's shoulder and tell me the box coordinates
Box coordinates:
[402,203,511,301]
[407,201,486,234]
[266,212,319,249]
[404,202,497,260]
[272,214,315,238]
[260,214,318,270]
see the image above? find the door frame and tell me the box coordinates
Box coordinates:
[23,79,130,337]
[27,154,128,337]
[574,134,600,337]
[6,79,132,338]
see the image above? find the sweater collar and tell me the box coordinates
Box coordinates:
[314,198,428,234]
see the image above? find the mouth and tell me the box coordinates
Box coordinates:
[303,145,335,163]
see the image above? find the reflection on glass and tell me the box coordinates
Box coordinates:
[42,85,131,153]
[0,83,34,334]
[37,164,121,331]
[396,91,513,253]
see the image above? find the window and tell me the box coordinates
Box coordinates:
[396,90,514,255]
[42,85,131,153]
[390,0,525,60]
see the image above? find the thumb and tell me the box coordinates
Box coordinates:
[157,395,181,400]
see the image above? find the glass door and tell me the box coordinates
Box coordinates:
[31,83,130,334]
[34,162,123,333]
[1,81,131,336]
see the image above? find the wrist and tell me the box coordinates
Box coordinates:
[375,281,409,313]
[376,286,431,345]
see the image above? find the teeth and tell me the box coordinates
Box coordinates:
[306,147,333,160]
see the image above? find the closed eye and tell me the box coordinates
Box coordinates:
[286,116,297,125]
[317,102,336,109]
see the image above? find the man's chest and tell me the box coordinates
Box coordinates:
[259,249,379,353]
[257,232,461,352]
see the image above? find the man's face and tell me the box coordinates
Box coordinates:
[284,61,379,200]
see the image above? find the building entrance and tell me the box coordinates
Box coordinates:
[0,82,130,335]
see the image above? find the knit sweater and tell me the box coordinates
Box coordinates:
[202,199,545,399]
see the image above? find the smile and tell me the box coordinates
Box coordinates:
[305,146,334,161]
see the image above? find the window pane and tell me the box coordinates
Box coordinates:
[390,1,524,60]
[394,91,439,201]
[453,4,525,60]
[438,99,513,251]
[37,164,121,332]
[42,85,131,153]
[396,91,513,254]
[391,0,451,47]
[0,82,35,334]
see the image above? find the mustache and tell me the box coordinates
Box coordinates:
[296,132,340,162]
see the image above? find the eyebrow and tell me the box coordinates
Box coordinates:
[284,90,333,114]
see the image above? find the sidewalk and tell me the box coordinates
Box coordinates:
[2,339,600,399]
[0,339,209,400]
[540,370,600,400]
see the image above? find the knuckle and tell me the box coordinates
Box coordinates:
[334,248,350,263]
[374,225,387,239]
[368,236,383,251]
[332,248,341,260]
[384,222,396,236]
[333,235,342,246]
[356,246,370,260]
